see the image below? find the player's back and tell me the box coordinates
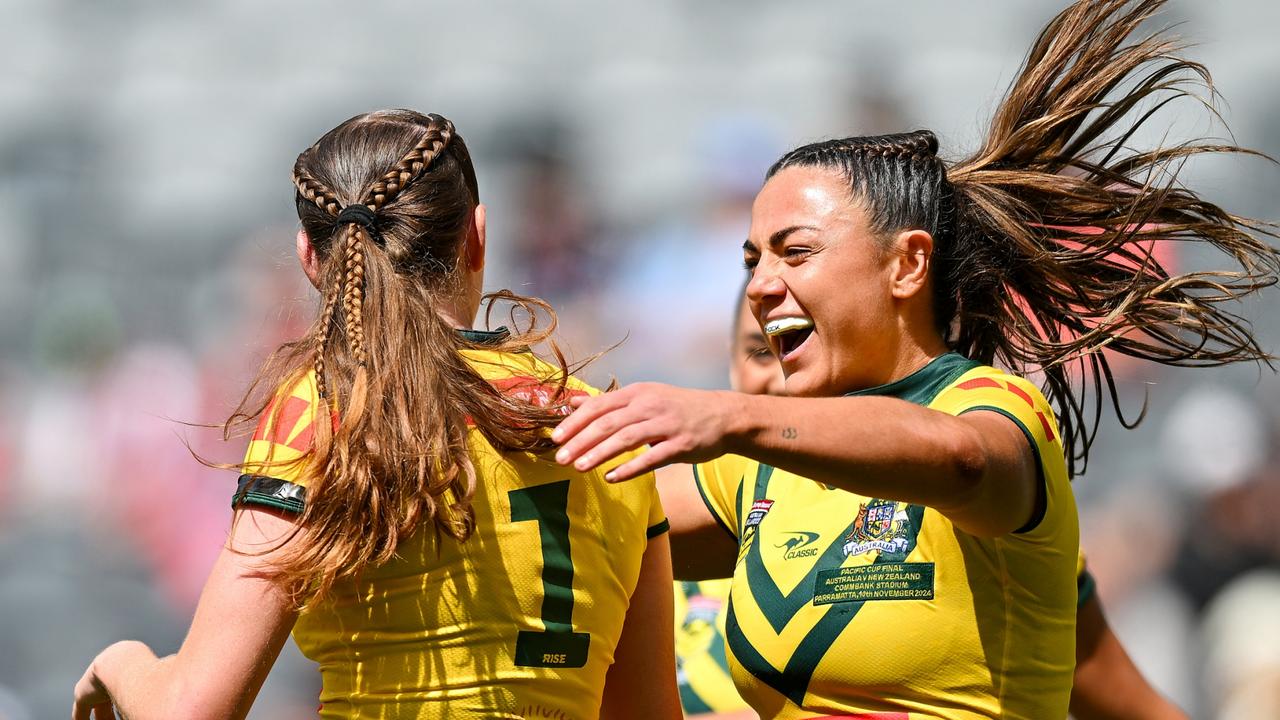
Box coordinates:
[240,347,666,719]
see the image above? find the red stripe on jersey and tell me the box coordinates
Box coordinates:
[489,376,588,412]
[957,377,1003,391]
[252,394,281,442]
[808,707,911,712]
[1004,381,1035,409]
[465,376,590,426]
[255,395,312,447]
[1036,410,1056,443]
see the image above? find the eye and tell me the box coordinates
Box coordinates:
[743,254,760,272]
[747,345,774,362]
[784,245,812,260]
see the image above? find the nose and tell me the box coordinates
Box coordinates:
[745,261,786,307]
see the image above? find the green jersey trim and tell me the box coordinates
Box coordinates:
[726,503,927,706]
[647,518,672,539]
[693,465,739,541]
[456,326,512,345]
[957,405,1048,534]
[233,474,306,514]
[846,351,980,406]
[1077,568,1097,608]
[679,684,715,715]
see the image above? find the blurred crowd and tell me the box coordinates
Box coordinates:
[3,1,1280,718]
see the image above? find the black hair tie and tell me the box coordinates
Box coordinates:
[335,204,384,246]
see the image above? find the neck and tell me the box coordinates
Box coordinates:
[436,303,475,330]
[884,316,951,384]
[434,290,476,329]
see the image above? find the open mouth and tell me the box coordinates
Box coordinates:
[763,317,815,360]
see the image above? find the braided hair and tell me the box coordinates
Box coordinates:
[228,110,578,602]
[768,0,1280,477]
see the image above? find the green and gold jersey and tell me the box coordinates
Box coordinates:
[675,579,751,715]
[694,353,1078,719]
[235,337,668,720]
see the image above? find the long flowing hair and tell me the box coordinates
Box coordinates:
[769,0,1279,476]
[228,110,579,600]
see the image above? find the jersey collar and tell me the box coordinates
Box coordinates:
[845,352,979,406]
[455,326,511,345]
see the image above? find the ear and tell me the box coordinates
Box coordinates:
[296,229,322,289]
[889,228,933,300]
[464,203,487,273]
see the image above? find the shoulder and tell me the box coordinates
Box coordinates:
[933,366,1057,437]
[248,370,326,456]
[237,370,329,507]
[461,349,595,405]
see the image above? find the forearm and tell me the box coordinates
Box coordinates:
[93,641,181,720]
[723,393,985,511]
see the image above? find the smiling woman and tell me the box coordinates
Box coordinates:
[554,1,1280,718]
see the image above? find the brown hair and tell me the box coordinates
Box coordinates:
[769,0,1279,476]
[229,110,576,600]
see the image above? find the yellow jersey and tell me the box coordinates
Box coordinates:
[235,335,668,719]
[675,579,750,715]
[694,353,1078,719]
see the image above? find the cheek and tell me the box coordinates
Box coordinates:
[741,362,780,395]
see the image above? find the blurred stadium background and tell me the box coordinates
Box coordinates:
[1,1,1279,718]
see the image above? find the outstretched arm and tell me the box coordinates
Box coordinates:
[73,508,300,720]
[1071,593,1188,720]
[554,384,1038,538]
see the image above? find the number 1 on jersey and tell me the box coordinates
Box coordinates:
[509,479,590,668]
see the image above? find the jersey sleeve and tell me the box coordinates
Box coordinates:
[234,372,327,514]
[934,370,1073,540]
[646,478,670,539]
[692,455,752,541]
[1076,550,1096,607]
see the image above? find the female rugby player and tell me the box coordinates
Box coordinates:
[676,293,1189,719]
[73,110,678,720]
[560,1,1278,717]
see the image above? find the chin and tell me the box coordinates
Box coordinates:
[782,372,832,398]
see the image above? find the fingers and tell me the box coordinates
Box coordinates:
[72,673,96,720]
[552,389,630,447]
[574,419,665,475]
[555,403,651,472]
[71,700,107,720]
[604,441,685,483]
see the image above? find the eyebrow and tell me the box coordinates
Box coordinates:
[743,225,819,254]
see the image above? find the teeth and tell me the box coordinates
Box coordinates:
[763,317,814,337]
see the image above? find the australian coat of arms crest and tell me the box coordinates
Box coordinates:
[842,498,911,557]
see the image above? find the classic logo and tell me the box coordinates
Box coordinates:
[775,531,821,560]
[842,498,910,557]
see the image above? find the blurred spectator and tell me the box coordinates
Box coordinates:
[507,139,604,307]
[1163,387,1280,612]
[1202,571,1280,719]
[1082,480,1199,714]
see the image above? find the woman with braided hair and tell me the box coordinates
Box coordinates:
[556,1,1279,718]
[73,110,679,720]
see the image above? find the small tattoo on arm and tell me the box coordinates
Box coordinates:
[781,427,798,440]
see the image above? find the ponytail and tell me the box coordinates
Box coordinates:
[770,0,1280,476]
[226,111,579,601]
